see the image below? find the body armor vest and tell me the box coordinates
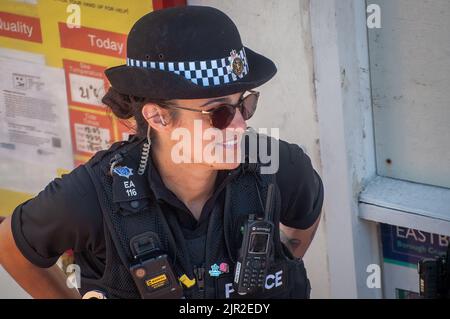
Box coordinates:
[79,135,311,299]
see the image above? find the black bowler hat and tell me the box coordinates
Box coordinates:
[104,6,277,99]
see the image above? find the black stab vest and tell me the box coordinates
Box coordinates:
[80,135,311,299]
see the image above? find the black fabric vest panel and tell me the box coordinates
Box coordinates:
[81,135,311,299]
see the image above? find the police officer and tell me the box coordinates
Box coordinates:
[0,6,324,299]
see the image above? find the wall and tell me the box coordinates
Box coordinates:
[0,266,30,298]
[310,0,383,298]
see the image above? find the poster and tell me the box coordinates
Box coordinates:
[63,59,109,110]
[69,108,113,157]
[0,47,45,64]
[0,57,73,194]
[0,0,152,215]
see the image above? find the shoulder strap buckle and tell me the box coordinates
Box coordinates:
[130,231,162,260]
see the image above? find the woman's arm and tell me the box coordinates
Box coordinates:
[0,215,81,299]
[279,212,322,259]
[276,140,324,259]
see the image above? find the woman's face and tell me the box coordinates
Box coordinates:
[167,91,248,171]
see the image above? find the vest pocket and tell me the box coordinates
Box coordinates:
[117,198,150,215]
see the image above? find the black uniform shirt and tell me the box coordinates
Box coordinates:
[11,139,324,277]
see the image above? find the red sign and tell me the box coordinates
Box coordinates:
[0,11,42,43]
[69,109,114,157]
[63,59,109,110]
[58,22,126,58]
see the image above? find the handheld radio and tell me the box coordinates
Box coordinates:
[233,183,275,295]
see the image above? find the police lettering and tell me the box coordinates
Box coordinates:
[265,270,283,289]
[224,270,283,298]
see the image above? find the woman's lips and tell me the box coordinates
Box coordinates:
[216,136,239,149]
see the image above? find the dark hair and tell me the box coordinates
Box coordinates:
[102,87,178,139]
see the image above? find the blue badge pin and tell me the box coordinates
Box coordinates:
[112,166,134,179]
[208,264,222,277]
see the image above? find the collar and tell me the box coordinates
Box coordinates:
[146,155,237,212]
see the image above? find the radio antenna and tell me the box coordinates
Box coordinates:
[264,184,274,221]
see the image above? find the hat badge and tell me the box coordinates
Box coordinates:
[229,49,244,78]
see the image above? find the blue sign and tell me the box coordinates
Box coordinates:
[380,223,449,266]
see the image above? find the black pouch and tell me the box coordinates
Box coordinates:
[129,232,184,299]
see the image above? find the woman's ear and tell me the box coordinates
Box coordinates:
[142,103,170,132]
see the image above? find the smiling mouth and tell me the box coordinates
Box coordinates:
[216,136,239,148]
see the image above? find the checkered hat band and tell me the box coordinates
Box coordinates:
[126,48,249,87]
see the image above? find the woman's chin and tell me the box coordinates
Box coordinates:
[205,161,241,171]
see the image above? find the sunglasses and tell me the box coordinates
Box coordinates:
[165,90,260,129]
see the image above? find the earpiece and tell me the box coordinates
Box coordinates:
[145,114,167,126]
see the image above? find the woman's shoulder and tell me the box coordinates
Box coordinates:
[10,163,106,267]
[50,163,104,226]
[276,139,315,183]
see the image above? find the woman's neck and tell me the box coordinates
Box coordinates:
[151,142,217,220]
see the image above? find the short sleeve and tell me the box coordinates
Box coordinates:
[11,165,103,268]
[276,141,324,229]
